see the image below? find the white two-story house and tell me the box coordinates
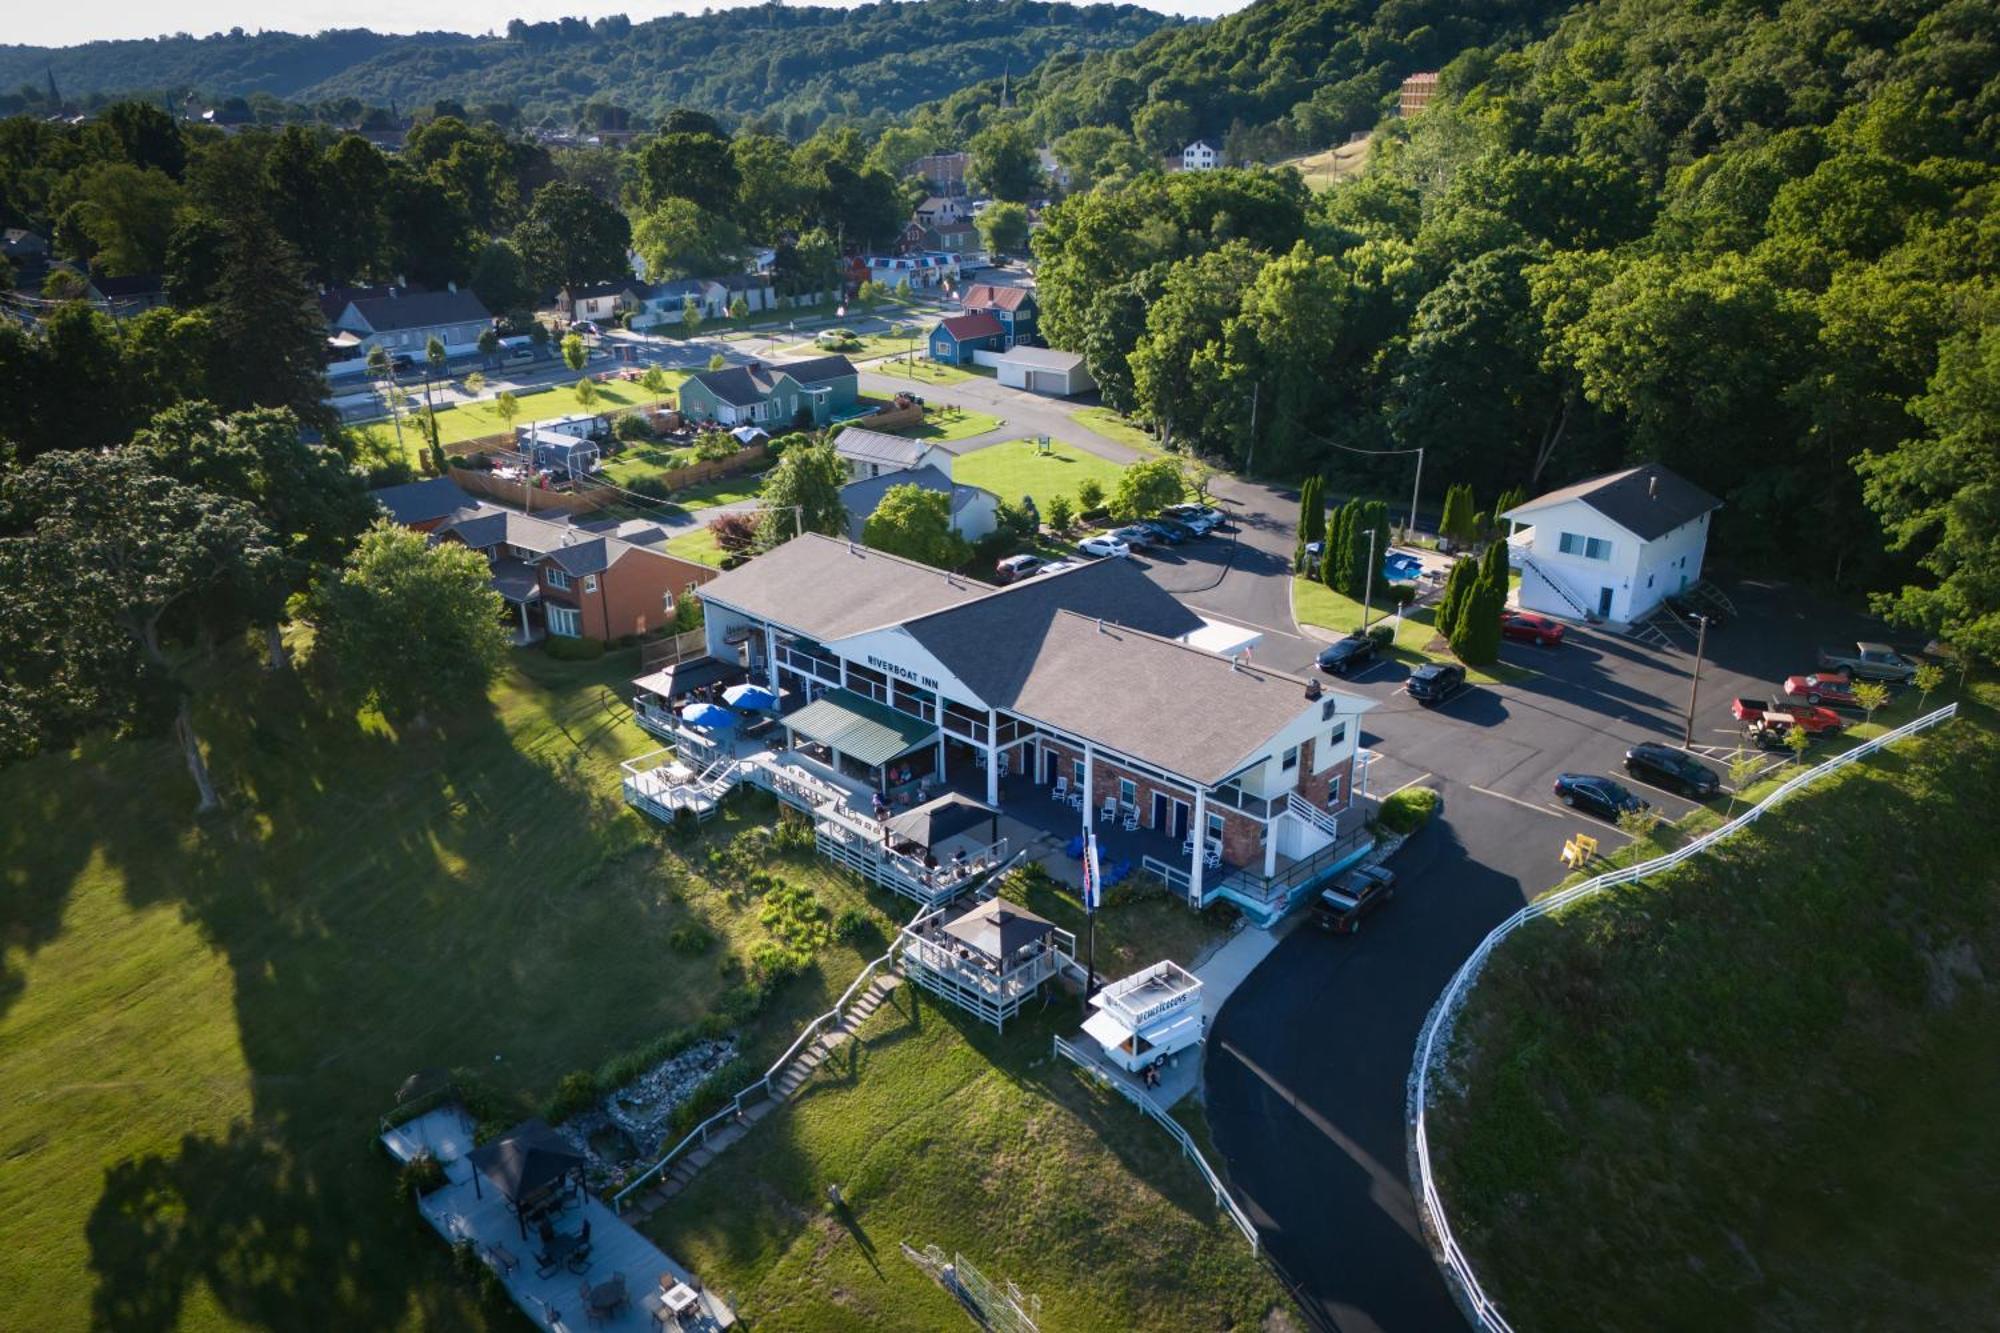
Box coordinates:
[1501,463,1722,624]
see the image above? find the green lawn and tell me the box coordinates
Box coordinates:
[1292,577,1533,685]
[666,525,728,568]
[866,355,980,386]
[0,644,900,1331]
[953,438,1128,511]
[778,332,925,363]
[598,441,695,488]
[358,376,684,465]
[1431,702,2000,1331]
[673,474,766,511]
[895,406,1004,443]
[1071,406,1163,456]
[649,982,1288,1331]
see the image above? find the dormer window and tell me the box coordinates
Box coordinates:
[546,567,570,590]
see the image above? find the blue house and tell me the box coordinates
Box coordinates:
[959,283,1038,347]
[928,313,1007,366]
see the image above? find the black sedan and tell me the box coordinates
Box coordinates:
[1623,742,1720,797]
[1316,634,1379,676]
[1407,662,1466,705]
[1142,516,1198,544]
[1552,773,1650,820]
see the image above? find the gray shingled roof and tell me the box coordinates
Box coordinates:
[370,476,484,526]
[344,287,491,332]
[834,427,930,470]
[994,346,1085,371]
[683,354,859,406]
[900,558,1205,708]
[696,533,990,640]
[1001,612,1327,784]
[1502,462,1722,542]
[840,466,994,540]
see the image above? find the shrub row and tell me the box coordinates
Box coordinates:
[1377,785,1442,835]
[539,1015,736,1124]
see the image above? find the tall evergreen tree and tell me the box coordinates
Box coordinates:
[1480,533,1512,590]
[1296,476,1324,567]
[208,219,332,430]
[1438,557,1476,639]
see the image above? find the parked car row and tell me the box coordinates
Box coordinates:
[1002,504,1232,582]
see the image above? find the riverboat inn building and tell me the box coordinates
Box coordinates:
[645,535,1376,925]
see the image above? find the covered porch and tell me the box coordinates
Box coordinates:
[898,896,1078,1030]
[782,686,944,809]
[493,558,545,646]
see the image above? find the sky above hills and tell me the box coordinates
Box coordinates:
[15,0,1242,50]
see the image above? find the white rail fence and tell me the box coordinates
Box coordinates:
[1052,1035,1261,1255]
[1407,702,1959,1331]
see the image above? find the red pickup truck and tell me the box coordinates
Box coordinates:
[1732,697,1846,734]
[1783,671,1861,708]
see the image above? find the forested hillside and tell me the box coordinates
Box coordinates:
[917,0,1571,158]
[1031,0,2000,651]
[0,1,1172,135]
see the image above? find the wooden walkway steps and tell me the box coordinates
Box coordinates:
[624,973,902,1220]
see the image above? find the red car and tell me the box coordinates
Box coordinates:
[1499,611,1566,647]
[1783,671,1860,708]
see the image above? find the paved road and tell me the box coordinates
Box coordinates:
[856,365,1146,464]
[1181,504,1899,1329]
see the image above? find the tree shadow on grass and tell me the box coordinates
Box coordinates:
[73,654,708,1330]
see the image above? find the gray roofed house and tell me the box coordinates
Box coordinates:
[677,355,861,429]
[833,426,947,480]
[329,285,493,358]
[369,476,490,531]
[1501,462,1721,542]
[840,466,1000,542]
[696,532,991,641]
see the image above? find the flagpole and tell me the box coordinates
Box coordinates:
[1082,808,1099,1007]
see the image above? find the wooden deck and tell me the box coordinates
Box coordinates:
[382,1110,734,1331]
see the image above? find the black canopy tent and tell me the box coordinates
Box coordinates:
[941,898,1054,966]
[467,1119,585,1237]
[884,792,1000,851]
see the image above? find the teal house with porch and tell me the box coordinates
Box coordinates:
[676,355,860,429]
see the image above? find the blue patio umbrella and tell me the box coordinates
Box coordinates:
[680,702,737,729]
[722,684,778,711]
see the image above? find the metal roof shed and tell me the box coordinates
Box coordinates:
[783,687,938,769]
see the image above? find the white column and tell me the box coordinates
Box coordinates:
[517,601,529,641]
[1189,788,1208,908]
[765,626,780,693]
[1263,814,1279,878]
[1081,742,1095,837]
[985,710,1000,805]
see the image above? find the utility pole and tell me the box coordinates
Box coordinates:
[1246,381,1259,475]
[1682,613,1709,747]
[1408,446,1425,541]
[1362,526,1377,632]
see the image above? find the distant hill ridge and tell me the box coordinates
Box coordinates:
[0,1,1177,131]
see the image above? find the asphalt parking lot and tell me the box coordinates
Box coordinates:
[1160,488,1902,1331]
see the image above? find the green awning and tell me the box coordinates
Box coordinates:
[785,688,937,768]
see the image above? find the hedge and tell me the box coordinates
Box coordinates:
[1378,786,1442,834]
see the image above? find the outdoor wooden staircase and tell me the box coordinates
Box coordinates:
[621,973,902,1220]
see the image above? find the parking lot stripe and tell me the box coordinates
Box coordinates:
[1379,771,1434,800]
[1468,784,1567,818]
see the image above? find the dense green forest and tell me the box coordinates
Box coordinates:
[0,1,1172,136]
[1031,0,1999,655]
[914,0,1572,159]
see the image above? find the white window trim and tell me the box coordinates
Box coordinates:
[583,574,598,593]
[548,606,582,637]
[545,567,570,590]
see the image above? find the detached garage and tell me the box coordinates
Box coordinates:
[989,346,1095,397]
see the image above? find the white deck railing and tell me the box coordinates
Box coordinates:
[1053,1034,1259,1255]
[1408,703,1959,1331]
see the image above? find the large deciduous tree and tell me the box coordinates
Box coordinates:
[307,521,509,725]
[0,448,279,811]
[863,483,969,568]
[1858,325,2000,662]
[513,181,632,292]
[755,442,849,547]
[967,120,1044,202]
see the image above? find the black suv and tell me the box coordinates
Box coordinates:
[1623,742,1720,797]
[1316,635,1378,676]
[1314,864,1396,935]
[1407,662,1466,706]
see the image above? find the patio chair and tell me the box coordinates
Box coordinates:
[1099,796,1117,823]
[1067,789,1085,811]
[581,1279,605,1325]
[1121,805,1139,831]
[485,1241,519,1275]
[1204,846,1222,870]
[1052,776,1069,802]
[566,1240,593,1274]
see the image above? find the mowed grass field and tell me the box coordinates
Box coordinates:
[650,989,1287,1332]
[0,645,896,1332]
[954,438,1128,512]
[359,374,684,462]
[1430,700,2000,1330]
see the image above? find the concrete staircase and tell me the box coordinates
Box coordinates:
[622,973,903,1221]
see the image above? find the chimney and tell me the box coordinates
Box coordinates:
[1305,678,1323,701]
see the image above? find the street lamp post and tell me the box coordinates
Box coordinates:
[1362,527,1378,632]
[1408,447,1425,541]
[1682,613,1710,746]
